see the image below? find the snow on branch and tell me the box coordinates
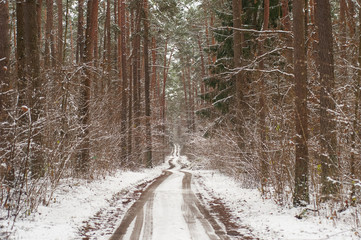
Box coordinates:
[213,26,293,36]
[239,68,294,77]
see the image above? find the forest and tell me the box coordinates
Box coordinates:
[0,0,360,227]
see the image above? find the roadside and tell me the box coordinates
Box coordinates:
[192,170,361,240]
[0,164,168,240]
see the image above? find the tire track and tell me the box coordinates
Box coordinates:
[142,193,154,239]
[182,171,229,240]
[109,170,172,240]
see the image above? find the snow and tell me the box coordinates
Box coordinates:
[1,165,167,240]
[2,149,360,240]
[192,170,361,240]
[121,144,214,240]
[151,172,193,240]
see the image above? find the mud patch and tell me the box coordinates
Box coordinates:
[79,176,162,240]
[194,175,258,240]
[109,171,172,240]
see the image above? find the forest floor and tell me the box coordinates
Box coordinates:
[1,147,360,240]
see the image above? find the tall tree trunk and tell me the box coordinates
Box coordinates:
[0,0,12,184]
[143,0,152,167]
[314,0,339,198]
[18,0,43,178]
[351,8,361,205]
[259,0,269,194]
[120,0,128,163]
[16,2,26,110]
[134,3,142,164]
[45,0,55,68]
[339,0,347,78]
[151,37,157,102]
[0,0,10,117]
[77,0,98,174]
[232,0,246,159]
[76,0,84,64]
[104,0,111,83]
[161,40,173,159]
[56,0,63,64]
[197,33,206,104]
[62,0,70,62]
[37,0,43,64]
[293,0,310,206]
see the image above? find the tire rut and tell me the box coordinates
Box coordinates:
[182,171,229,240]
[109,170,172,240]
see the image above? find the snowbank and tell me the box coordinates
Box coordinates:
[193,170,360,240]
[1,164,167,240]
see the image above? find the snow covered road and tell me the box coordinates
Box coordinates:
[110,144,228,240]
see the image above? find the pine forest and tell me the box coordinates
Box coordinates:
[0,0,360,239]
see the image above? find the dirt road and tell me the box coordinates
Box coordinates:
[110,145,230,240]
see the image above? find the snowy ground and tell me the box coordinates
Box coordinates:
[0,164,168,240]
[112,144,227,240]
[192,170,361,240]
[1,149,360,240]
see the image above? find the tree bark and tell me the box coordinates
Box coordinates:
[232,0,246,159]
[56,0,63,64]
[120,0,128,163]
[258,0,270,194]
[76,0,84,64]
[197,33,206,104]
[314,0,339,198]
[143,0,152,167]
[45,0,55,67]
[37,0,43,59]
[17,0,43,178]
[351,7,361,205]
[0,0,12,184]
[293,0,310,206]
[77,0,98,174]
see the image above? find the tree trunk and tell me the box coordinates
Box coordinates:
[351,8,361,205]
[258,0,269,194]
[62,0,70,62]
[37,0,43,62]
[76,0,84,64]
[131,4,142,164]
[197,33,206,104]
[143,0,152,168]
[151,37,157,103]
[293,0,310,206]
[0,0,12,184]
[16,0,43,178]
[339,0,347,78]
[45,0,55,68]
[56,0,63,64]
[104,0,111,81]
[77,0,98,174]
[0,0,10,115]
[120,0,128,163]
[314,0,339,198]
[232,0,246,159]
